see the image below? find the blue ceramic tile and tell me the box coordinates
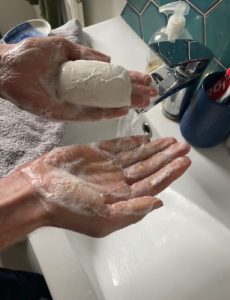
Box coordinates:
[153,0,174,6]
[206,0,230,67]
[189,0,219,13]
[141,2,166,43]
[205,60,225,74]
[128,0,149,13]
[121,4,142,38]
[122,0,230,72]
[186,5,204,43]
[151,40,189,65]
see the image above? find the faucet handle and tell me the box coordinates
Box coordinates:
[138,40,213,115]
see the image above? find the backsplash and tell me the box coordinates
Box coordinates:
[121,0,230,71]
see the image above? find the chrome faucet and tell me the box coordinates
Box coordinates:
[140,39,213,120]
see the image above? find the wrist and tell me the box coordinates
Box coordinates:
[0,43,14,99]
[0,169,47,249]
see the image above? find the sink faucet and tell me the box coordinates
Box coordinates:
[140,39,213,120]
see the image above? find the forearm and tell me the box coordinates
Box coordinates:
[0,170,46,249]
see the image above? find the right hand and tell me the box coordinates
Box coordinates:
[0,37,156,121]
[18,135,191,237]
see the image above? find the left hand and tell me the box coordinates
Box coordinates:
[0,36,156,121]
[19,135,191,237]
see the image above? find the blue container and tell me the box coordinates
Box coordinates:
[180,72,230,148]
[2,19,51,44]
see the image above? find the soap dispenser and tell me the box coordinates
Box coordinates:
[146,1,191,73]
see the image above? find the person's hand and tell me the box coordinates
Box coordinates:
[18,136,191,237]
[0,36,156,121]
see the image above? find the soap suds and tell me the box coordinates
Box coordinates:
[19,139,185,219]
[22,165,109,216]
[58,60,132,108]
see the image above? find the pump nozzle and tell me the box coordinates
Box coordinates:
[159,1,190,41]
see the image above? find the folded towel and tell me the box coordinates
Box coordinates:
[0,100,64,177]
[52,18,89,46]
[0,19,85,177]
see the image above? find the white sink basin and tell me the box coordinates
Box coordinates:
[59,105,230,300]
[29,18,230,300]
[66,190,230,300]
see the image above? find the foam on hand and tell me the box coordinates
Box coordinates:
[57,60,132,108]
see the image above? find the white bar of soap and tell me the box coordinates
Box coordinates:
[57,60,132,108]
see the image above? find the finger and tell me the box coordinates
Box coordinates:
[98,135,150,154]
[125,142,191,184]
[131,156,191,198]
[131,95,150,108]
[115,137,177,167]
[45,143,113,167]
[49,102,128,121]
[74,106,129,121]
[47,135,150,168]
[129,71,152,85]
[132,83,157,97]
[104,197,163,233]
[68,43,111,62]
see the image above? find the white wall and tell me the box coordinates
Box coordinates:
[0,0,36,35]
[83,0,126,26]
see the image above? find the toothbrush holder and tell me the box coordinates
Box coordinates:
[180,71,230,148]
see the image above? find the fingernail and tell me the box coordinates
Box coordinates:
[106,56,111,63]
[145,75,152,85]
[152,199,163,210]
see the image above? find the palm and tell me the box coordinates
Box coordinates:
[20,136,191,237]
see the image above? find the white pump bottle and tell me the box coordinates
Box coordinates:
[146,1,191,73]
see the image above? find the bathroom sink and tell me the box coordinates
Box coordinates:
[29,17,230,300]
[60,105,230,300]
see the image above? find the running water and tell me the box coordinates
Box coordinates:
[116,109,140,137]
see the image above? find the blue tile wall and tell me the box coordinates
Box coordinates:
[121,0,230,70]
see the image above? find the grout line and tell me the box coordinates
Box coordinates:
[140,0,151,15]
[140,12,144,40]
[213,57,226,70]
[185,0,204,15]
[188,40,192,60]
[126,2,141,16]
[151,0,159,9]
[205,0,223,16]
[203,15,207,45]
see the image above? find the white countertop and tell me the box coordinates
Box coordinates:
[29,17,230,300]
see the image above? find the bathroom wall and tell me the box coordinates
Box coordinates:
[83,0,126,26]
[0,0,36,35]
[121,0,230,71]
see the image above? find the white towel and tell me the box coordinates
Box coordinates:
[0,19,86,176]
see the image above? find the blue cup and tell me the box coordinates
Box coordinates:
[180,72,230,148]
[2,19,51,44]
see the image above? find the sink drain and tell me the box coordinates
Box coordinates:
[142,122,152,137]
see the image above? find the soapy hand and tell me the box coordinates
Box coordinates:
[19,136,191,237]
[0,36,156,121]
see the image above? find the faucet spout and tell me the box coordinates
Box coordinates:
[140,39,213,119]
